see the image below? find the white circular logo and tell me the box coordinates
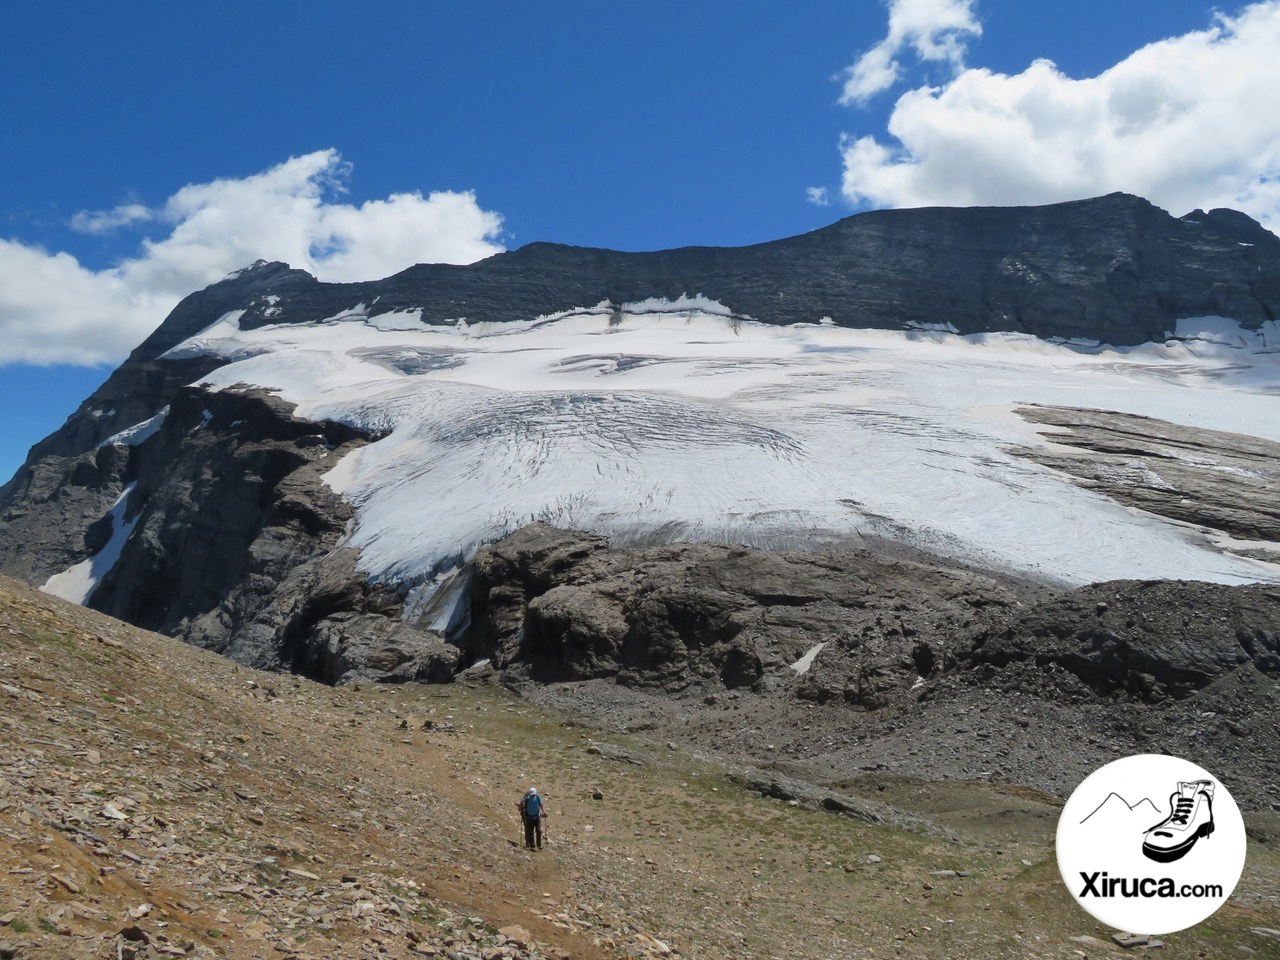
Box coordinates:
[1057,755,1246,935]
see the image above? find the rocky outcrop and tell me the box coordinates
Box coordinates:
[1010,405,1280,558]
[466,531,1280,806]
[0,435,132,584]
[1,381,458,685]
[468,523,1030,705]
[301,612,460,685]
[84,387,366,636]
[962,579,1280,701]
[467,524,1280,716]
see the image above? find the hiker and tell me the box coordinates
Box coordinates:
[518,787,547,849]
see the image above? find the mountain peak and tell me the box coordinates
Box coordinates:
[1182,206,1279,247]
[219,258,315,287]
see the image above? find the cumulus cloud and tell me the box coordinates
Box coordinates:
[838,2,1280,234]
[0,149,505,366]
[840,0,981,104]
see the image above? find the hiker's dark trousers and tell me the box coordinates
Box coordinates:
[524,815,542,849]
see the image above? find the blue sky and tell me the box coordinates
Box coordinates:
[2,0,1277,482]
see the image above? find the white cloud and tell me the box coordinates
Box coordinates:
[839,2,1280,234]
[0,240,171,366]
[0,149,505,367]
[840,0,981,104]
[806,186,832,207]
[69,203,152,235]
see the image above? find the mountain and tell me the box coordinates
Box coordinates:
[1,192,1279,695]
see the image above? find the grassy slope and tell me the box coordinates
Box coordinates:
[1,575,1277,959]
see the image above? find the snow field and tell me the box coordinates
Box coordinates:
[88,303,1280,593]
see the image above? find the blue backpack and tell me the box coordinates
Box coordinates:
[524,794,542,818]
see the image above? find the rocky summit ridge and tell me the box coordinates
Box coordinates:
[134,192,1280,357]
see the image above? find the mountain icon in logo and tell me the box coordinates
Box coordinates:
[1080,792,1162,827]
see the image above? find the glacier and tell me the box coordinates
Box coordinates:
[134,300,1280,590]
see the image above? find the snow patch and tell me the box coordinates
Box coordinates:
[1168,316,1277,350]
[789,642,827,675]
[101,407,169,448]
[319,303,370,324]
[621,294,736,318]
[366,308,425,331]
[161,309,252,361]
[41,484,139,604]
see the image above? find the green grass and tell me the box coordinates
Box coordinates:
[411,902,445,925]
[21,625,113,668]
[253,861,285,884]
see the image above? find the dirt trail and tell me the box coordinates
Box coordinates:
[389,731,602,958]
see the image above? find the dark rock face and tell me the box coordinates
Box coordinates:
[301,612,460,685]
[963,580,1280,701]
[86,387,368,637]
[0,437,131,584]
[468,526,1280,807]
[219,194,1279,348]
[0,381,454,685]
[467,525,1279,708]
[467,523,1030,705]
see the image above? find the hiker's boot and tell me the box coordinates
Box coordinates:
[1142,780,1215,863]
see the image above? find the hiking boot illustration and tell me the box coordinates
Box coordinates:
[1142,780,1215,863]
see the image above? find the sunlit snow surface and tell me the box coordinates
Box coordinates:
[166,302,1280,588]
[43,484,138,603]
